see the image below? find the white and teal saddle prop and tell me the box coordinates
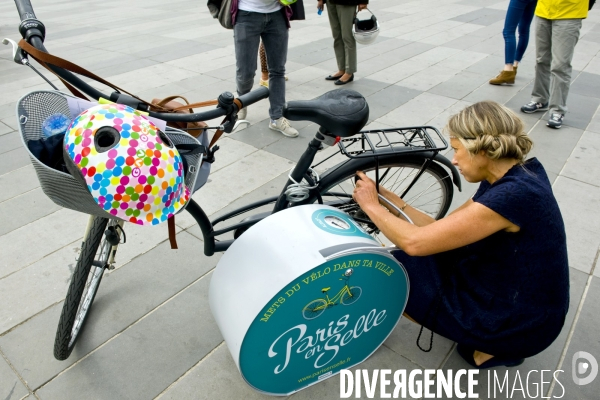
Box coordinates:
[209,204,409,395]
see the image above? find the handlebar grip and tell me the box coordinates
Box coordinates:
[236,86,269,109]
[15,0,36,21]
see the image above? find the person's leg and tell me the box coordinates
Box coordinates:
[262,10,298,137]
[514,0,537,65]
[530,16,552,106]
[502,0,525,70]
[338,5,357,79]
[234,11,263,96]
[259,41,269,82]
[326,2,345,77]
[261,10,288,120]
[548,18,582,115]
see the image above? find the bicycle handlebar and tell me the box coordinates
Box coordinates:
[13,0,270,123]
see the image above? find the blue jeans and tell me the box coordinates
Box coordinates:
[503,0,537,64]
[234,10,288,120]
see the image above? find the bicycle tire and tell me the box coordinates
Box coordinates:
[315,155,453,242]
[341,286,362,306]
[302,299,327,320]
[54,217,109,360]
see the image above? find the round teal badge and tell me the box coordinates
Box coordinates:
[238,251,409,394]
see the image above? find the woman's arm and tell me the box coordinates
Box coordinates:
[353,171,519,256]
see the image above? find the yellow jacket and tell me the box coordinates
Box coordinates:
[535,0,588,19]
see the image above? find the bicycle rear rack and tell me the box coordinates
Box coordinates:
[339,126,448,159]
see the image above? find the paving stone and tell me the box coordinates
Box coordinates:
[264,123,320,162]
[569,71,600,100]
[562,93,600,131]
[364,85,422,121]
[429,70,488,100]
[0,232,220,390]
[587,108,600,134]
[157,343,272,400]
[0,208,89,279]
[552,177,600,274]
[527,123,584,177]
[439,267,588,399]
[384,317,455,370]
[0,356,28,400]
[0,188,61,237]
[230,119,292,150]
[0,165,39,203]
[451,8,506,26]
[463,77,528,104]
[0,238,80,334]
[561,130,600,187]
[0,121,15,136]
[377,92,458,128]
[0,147,30,176]
[35,272,222,399]
[559,276,600,398]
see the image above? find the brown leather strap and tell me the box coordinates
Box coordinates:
[19,39,158,108]
[168,216,178,249]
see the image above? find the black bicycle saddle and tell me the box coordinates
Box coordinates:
[282,89,369,137]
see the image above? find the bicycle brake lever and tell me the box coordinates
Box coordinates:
[2,38,28,65]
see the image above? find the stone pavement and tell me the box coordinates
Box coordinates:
[1,0,600,398]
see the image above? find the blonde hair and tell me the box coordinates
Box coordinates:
[446,101,533,162]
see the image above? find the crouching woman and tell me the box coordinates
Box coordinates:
[352,101,569,368]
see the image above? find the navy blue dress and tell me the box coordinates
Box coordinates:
[393,158,569,358]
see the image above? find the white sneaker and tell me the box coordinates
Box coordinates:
[269,117,299,138]
[237,107,247,120]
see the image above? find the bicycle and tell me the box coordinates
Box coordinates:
[302,268,362,320]
[8,0,462,361]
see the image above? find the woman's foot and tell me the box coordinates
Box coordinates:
[325,71,345,81]
[489,70,516,85]
[335,73,354,85]
[456,344,524,369]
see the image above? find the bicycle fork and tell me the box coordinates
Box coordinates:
[77,216,125,270]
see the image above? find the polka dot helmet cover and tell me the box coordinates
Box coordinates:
[64,103,190,226]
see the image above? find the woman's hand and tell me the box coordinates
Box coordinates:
[353,171,380,212]
[317,0,324,11]
[358,4,368,11]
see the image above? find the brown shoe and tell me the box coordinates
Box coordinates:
[489,70,515,85]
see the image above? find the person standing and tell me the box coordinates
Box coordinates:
[318,0,368,85]
[489,0,538,85]
[520,0,589,129]
[232,0,299,137]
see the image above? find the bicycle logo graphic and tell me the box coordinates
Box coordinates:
[301,268,362,320]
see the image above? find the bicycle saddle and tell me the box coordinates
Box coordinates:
[282,89,369,137]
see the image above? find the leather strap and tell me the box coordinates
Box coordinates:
[168,216,178,249]
[19,39,158,108]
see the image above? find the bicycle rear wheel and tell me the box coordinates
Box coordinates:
[316,156,453,244]
[54,216,111,360]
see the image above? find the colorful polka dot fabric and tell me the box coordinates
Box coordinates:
[64,103,190,226]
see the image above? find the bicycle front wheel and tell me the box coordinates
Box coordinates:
[54,217,111,360]
[316,156,453,243]
[302,299,327,320]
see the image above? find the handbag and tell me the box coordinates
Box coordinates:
[207,0,233,29]
[150,96,213,138]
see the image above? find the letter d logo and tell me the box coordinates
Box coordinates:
[572,351,598,386]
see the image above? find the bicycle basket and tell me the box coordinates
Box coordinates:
[16,90,205,221]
